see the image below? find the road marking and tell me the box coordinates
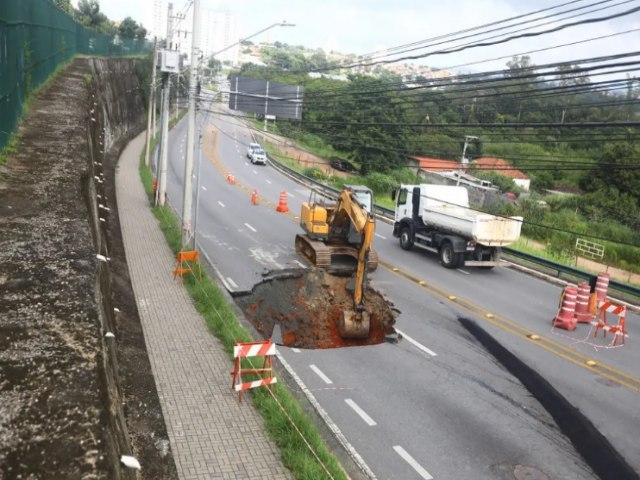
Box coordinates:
[244,223,257,233]
[201,186,207,191]
[287,192,294,198]
[291,348,301,353]
[217,201,225,208]
[396,328,437,357]
[310,364,333,384]
[345,399,376,426]
[393,446,433,480]
[294,260,306,269]
[374,233,387,240]
[226,277,238,289]
[456,268,470,275]
[266,180,272,184]
[253,169,258,175]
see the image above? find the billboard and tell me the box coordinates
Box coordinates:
[228,76,304,120]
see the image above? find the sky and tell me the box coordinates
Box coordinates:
[74,0,640,73]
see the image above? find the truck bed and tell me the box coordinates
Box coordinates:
[423,205,523,246]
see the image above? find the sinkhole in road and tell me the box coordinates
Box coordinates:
[235,268,398,349]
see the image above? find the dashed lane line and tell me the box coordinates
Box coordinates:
[244,222,257,233]
[374,233,387,240]
[217,201,225,208]
[396,328,437,357]
[393,446,433,480]
[310,364,333,384]
[345,399,377,426]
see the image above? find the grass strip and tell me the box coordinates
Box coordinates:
[138,147,348,480]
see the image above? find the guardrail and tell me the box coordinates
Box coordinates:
[265,151,640,301]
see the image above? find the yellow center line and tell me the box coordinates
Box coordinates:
[381,260,640,393]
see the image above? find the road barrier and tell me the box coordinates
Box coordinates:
[231,340,277,401]
[173,250,202,282]
[251,189,258,205]
[575,282,593,323]
[594,301,627,346]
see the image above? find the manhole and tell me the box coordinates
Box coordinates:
[514,464,550,480]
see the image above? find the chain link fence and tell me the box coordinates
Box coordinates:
[0,0,150,151]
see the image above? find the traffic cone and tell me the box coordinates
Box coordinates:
[251,189,258,205]
[553,286,578,331]
[226,173,235,185]
[152,179,158,193]
[574,282,593,323]
[595,273,609,302]
[276,191,289,213]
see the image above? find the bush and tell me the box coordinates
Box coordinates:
[302,167,329,182]
[363,172,396,196]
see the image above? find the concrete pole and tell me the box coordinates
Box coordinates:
[157,2,173,206]
[182,0,200,246]
[144,37,158,167]
[193,131,203,249]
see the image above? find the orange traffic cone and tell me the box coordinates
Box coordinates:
[276,191,289,213]
[251,189,258,205]
[553,286,577,331]
[226,173,235,185]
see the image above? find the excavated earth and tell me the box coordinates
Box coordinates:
[236,268,398,349]
[0,58,177,479]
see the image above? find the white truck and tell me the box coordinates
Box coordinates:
[392,184,523,268]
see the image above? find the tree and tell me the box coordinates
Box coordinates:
[76,0,113,33]
[53,0,73,14]
[118,17,146,39]
[582,143,640,201]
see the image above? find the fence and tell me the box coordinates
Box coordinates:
[0,0,150,151]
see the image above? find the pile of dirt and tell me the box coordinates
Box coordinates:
[236,268,398,349]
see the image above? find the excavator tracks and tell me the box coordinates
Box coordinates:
[295,234,332,268]
[295,234,379,271]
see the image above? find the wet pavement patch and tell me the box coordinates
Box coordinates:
[235,268,398,349]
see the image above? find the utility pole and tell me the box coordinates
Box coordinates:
[157,2,174,206]
[144,37,158,167]
[181,0,200,246]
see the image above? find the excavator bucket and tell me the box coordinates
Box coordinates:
[337,310,370,338]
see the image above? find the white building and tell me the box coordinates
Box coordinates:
[201,10,239,65]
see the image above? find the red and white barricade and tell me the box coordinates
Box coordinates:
[593,301,628,347]
[231,339,277,401]
[553,286,578,331]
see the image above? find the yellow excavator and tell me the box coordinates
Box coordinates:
[295,185,378,338]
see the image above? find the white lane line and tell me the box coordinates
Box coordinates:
[275,354,378,479]
[253,169,258,175]
[310,364,333,384]
[456,268,470,275]
[217,201,225,208]
[396,328,437,357]
[374,233,387,240]
[266,179,272,184]
[226,277,239,289]
[294,260,306,269]
[393,446,433,480]
[287,192,295,198]
[201,186,207,191]
[244,223,257,233]
[345,399,376,426]
[291,348,301,353]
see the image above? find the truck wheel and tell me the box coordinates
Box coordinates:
[439,242,460,269]
[399,227,413,250]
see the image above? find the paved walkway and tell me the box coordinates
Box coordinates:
[116,132,292,480]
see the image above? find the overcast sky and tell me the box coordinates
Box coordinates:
[75,0,640,72]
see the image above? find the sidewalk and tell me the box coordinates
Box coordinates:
[116,132,292,480]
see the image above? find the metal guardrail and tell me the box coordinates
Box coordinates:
[265,152,640,301]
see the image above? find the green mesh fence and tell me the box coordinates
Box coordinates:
[0,0,150,151]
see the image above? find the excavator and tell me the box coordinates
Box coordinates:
[295,185,378,339]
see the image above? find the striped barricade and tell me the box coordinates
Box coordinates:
[231,340,277,401]
[593,301,628,347]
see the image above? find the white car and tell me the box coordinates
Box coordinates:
[250,148,267,165]
[247,142,261,159]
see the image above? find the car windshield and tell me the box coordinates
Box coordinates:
[254,149,265,155]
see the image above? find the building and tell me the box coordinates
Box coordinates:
[201,10,239,65]
[473,157,531,191]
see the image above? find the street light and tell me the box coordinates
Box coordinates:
[208,21,296,62]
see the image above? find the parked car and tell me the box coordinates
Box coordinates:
[247,142,261,159]
[250,148,267,165]
[330,158,357,173]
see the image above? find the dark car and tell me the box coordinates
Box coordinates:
[330,158,357,173]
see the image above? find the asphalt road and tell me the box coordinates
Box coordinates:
[161,105,640,480]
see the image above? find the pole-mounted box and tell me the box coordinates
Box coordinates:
[158,50,180,73]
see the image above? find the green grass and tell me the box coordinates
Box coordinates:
[139,156,348,480]
[0,58,74,165]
